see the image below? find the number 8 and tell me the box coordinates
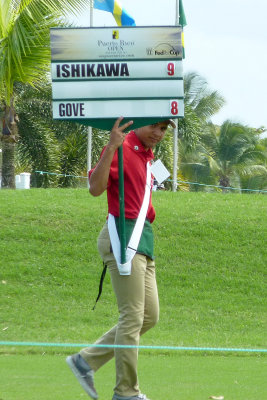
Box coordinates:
[170,101,178,115]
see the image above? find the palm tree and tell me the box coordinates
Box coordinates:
[0,0,89,188]
[179,72,225,148]
[153,72,225,189]
[239,136,267,192]
[180,120,267,191]
[178,138,215,191]
[15,81,110,187]
[204,121,267,188]
[13,81,58,187]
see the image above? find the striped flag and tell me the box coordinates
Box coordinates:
[94,0,136,26]
[179,0,187,58]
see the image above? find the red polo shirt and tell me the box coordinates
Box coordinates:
[89,131,156,223]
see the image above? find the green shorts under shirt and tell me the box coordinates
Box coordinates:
[114,217,154,260]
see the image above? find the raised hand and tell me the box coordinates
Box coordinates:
[89,117,133,196]
[108,117,133,150]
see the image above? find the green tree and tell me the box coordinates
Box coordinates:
[239,135,267,192]
[15,82,59,187]
[15,82,109,187]
[154,72,225,188]
[179,72,225,148]
[180,120,267,192]
[0,0,89,188]
[178,138,214,191]
[203,121,266,189]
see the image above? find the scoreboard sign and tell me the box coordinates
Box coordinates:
[50,26,184,130]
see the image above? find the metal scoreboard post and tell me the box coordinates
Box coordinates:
[50,26,184,130]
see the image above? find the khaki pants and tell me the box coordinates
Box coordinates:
[81,223,159,397]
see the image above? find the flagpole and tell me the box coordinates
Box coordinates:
[172,0,180,192]
[175,0,180,24]
[87,1,94,186]
[90,0,93,25]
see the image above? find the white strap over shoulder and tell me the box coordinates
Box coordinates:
[108,162,151,275]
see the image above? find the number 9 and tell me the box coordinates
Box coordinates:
[167,62,175,76]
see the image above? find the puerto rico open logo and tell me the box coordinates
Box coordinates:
[112,30,119,39]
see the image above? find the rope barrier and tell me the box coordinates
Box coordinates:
[35,170,88,179]
[1,341,266,353]
[168,179,267,193]
[34,170,267,193]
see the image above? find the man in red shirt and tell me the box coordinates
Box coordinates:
[67,117,175,400]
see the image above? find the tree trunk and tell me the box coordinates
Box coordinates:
[1,139,16,188]
[0,102,18,189]
[219,176,230,193]
[219,176,230,187]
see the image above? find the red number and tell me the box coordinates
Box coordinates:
[167,62,175,76]
[170,101,178,115]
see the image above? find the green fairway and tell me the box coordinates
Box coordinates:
[0,189,266,349]
[0,353,266,400]
[0,189,266,399]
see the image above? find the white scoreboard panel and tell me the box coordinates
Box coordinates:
[50,26,184,130]
[51,60,183,80]
[53,99,184,119]
[50,26,183,61]
[52,80,184,99]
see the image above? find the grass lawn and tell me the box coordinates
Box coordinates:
[0,353,266,400]
[0,189,266,399]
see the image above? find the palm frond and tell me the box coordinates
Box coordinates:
[184,72,225,118]
[0,0,91,103]
[195,90,225,119]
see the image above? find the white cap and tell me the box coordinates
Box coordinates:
[158,119,176,129]
[165,119,177,129]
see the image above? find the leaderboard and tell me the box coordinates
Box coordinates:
[50,26,184,130]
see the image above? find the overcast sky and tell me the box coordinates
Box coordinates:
[71,0,267,134]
